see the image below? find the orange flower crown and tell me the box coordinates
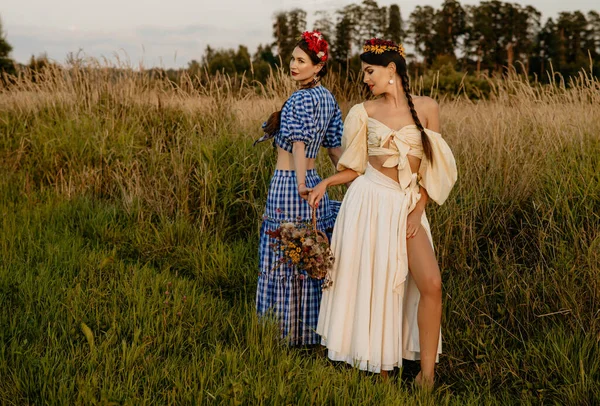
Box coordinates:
[362,38,405,58]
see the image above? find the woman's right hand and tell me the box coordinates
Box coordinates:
[308,181,328,208]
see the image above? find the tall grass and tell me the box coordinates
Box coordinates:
[0,60,599,404]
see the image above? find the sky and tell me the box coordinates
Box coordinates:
[2,0,598,69]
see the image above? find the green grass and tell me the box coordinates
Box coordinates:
[0,66,599,404]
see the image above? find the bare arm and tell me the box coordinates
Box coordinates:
[322,168,359,188]
[293,142,311,199]
[424,98,440,132]
[414,185,429,213]
[327,147,342,169]
[307,169,359,208]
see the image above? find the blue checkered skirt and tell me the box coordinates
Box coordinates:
[256,169,340,346]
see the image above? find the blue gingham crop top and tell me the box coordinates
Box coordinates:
[265,86,343,158]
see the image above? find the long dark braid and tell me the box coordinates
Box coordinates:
[400,71,432,163]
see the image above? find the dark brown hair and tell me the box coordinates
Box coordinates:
[360,45,433,162]
[262,38,328,136]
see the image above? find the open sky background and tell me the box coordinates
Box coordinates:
[3,0,598,69]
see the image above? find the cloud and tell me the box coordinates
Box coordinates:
[5,23,272,69]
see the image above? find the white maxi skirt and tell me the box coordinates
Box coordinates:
[316,163,442,373]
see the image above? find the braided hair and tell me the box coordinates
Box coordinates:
[360,41,433,162]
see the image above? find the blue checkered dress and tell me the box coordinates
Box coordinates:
[256,86,343,346]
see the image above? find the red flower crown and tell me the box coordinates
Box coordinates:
[363,38,405,57]
[301,31,329,62]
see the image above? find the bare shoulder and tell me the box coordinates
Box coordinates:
[413,95,439,113]
[362,99,378,116]
[347,101,368,118]
[413,96,440,130]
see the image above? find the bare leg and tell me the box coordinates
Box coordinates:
[406,227,442,388]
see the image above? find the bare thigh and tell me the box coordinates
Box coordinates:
[406,227,441,294]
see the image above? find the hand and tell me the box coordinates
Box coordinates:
[308,181,327,208]
[406,210,423,239]
[298,184,313,201]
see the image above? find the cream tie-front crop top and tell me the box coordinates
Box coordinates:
[337,103,457,205]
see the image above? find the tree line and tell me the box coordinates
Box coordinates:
[198,0,600,81]
[1,1,599,87]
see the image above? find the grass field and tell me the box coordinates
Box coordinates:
[0,64,599,404]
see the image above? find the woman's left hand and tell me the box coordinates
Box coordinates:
[308,181,327,208]
[298,184,313,201]
[406,210,423,239]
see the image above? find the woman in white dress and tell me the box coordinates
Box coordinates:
[309,39,457,387]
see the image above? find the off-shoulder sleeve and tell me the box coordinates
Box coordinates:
[280,92,316,144]
[418,129,457,205]
[322,105,343,148]
[336,104,368,174]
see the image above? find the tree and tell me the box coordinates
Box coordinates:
[233,45,251,74]
[287,9,307,57]
[313,10,334,43]
[252,44,276,83]
[408,6,437,65]
[209,53,236,76]
[518,6,542,72]
[28,53,51,70]
[359,0,386,41]
[531,11,598,78]
[555,11,592,76]
[201,46,236,75]
[333,13,353,64]
[26,53,53,83]
[202,45,215,65]
[532,18,562,77]
[272,12,290,63]
[0,17,15,75]
[332,5,361,65]
[463,1,507,74]
[386,4,404,45]
[379,6,389,41]
[434,0,467,60]
[253,44,277,66]
[587,11,600,58]
[498,4,541,71]
[187,59,202,76]
[272,9,307,63]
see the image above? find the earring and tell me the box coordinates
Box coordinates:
[388,79,394,84]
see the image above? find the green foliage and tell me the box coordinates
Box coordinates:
[198,45,252,77]
[313,10,334,43]
[272,9,307,63]
[358,0,388,41]
[332,8,356,64]
[415,58,492,99]
[408,6,437,64]
[0,16,15,76]
[184,1,600,87]
[434,0,467,58]
[386,4,404,44]
[0,65,599,403]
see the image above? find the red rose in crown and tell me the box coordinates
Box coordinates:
[301,31,329,62]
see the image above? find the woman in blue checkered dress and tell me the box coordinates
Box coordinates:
[254,31,343,346]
